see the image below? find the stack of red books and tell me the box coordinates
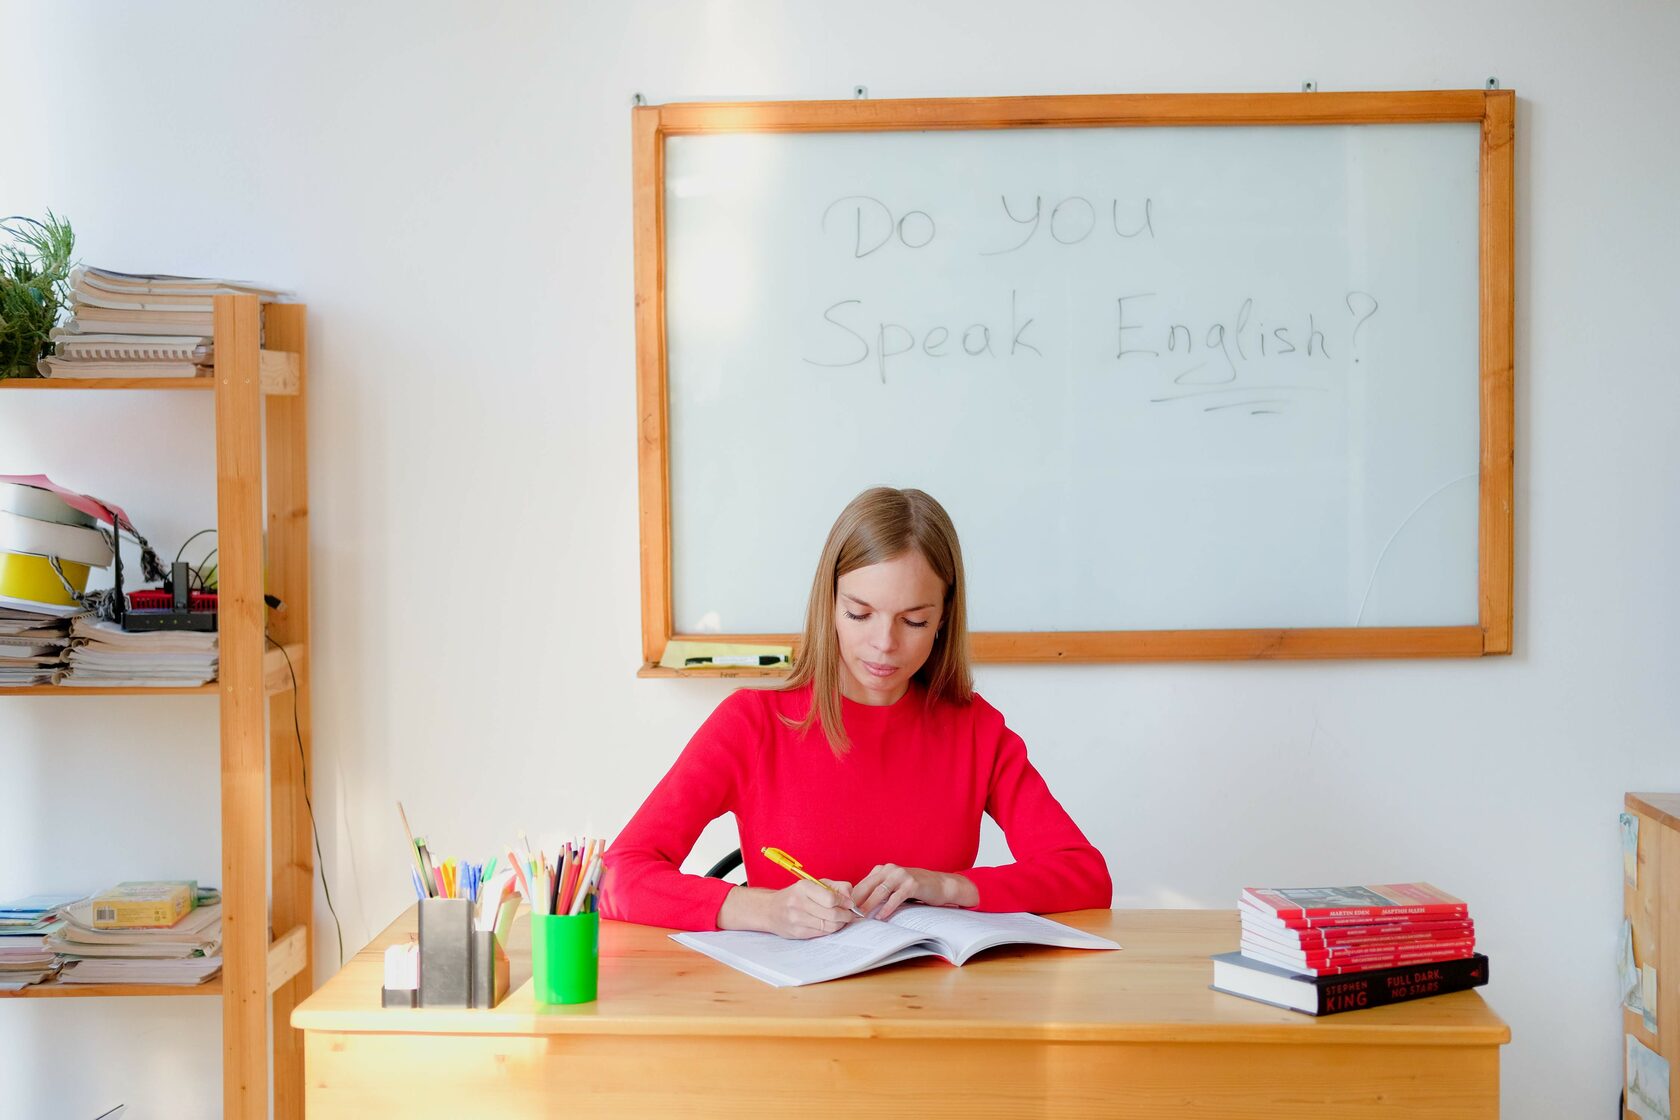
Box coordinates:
[1238,882,1476,975]
[1211,883,1488,1014]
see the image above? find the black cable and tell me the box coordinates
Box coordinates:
[266,634,344,968]
[174,529,216,568]
[171,532,218,593]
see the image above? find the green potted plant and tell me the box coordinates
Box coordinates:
[0,212,75,379]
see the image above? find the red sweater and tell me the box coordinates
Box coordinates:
[602,683,1111,931]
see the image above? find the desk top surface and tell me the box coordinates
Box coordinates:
[292,907,1509,1046]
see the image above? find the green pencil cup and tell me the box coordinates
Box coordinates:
[531,911,599,1005]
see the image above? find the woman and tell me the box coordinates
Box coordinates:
[602,487,1111,937]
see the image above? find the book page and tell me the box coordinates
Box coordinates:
[672,919,934,987]
[883,906,1121,964]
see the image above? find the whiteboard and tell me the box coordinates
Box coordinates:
[663,123,1483,635]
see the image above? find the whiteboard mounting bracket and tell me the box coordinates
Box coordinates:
[854,85,869,99]
[1301,80,1317,92]
[632,92,646,107]
[1485,77,1499,90]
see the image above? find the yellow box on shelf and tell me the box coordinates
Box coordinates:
[88,881,196,929]
[0,550,90,610]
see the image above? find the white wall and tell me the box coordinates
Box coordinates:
[2,2,1676,1116]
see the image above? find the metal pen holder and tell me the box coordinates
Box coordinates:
[417,898,508,1009]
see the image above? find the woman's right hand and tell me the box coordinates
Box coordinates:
[721,880,860,939]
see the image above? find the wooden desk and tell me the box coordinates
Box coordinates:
[293,908,1508,1118]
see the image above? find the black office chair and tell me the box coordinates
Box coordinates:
[705,848,744,880]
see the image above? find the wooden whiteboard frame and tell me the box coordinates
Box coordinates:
[632,90,1515,671]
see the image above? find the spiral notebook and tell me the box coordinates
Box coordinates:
[49,332,212,362]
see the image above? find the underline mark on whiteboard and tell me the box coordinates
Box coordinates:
[1354,471,1479,625]
[1171,362,1234,386]
[1150,384,1329,404]
[1203,398,1290,412]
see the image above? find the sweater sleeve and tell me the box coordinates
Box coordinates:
[600,691,759,930]
[960,699,1113,914]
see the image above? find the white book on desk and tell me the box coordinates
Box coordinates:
[672,905,1119,988]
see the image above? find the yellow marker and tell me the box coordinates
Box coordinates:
[761,847,864,916]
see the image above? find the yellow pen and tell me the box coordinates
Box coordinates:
[761,847,865,917]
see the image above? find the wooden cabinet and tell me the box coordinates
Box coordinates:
[1625,792,1679,1120]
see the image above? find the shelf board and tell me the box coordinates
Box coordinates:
[638,663,791,679]
[0,377,211,390]
[0,683,219,696]
[1,652,294,697]
[0,976,222,998]
[1,350,299,395]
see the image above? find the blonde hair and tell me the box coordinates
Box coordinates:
[783,487,973,755]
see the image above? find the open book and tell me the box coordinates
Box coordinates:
[672,905,1119,987]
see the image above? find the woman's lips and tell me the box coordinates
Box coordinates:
[861,661,897,677]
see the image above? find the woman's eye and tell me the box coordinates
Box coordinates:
[844,610,869,621]
[904,619,930,629]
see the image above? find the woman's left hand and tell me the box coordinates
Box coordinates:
[852,864,979,920]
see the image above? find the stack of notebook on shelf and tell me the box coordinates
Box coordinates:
[39,267,287,379]
[48,883,222,986]
[0,940,61,990]
[0,606,74,686]
[0,478,113,684]
[61,615,218,687]
[1211,882,1488,1016]
[0,894,79,990]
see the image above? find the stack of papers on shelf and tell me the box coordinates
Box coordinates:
[0,933,57,957]
[0,893,82,989]
[49,900,222,986]
[0,607,75,685]
[40,267,289,379]
[60,616,217,687]
[58,956,222,985]
[0,958,62,990]
[0,933,62,988]
[0,893,80,933]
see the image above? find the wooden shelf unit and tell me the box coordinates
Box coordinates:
[1625,792,1680,1120]
[0,296,316,1120]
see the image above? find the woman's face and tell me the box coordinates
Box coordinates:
[834,550,946,706]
